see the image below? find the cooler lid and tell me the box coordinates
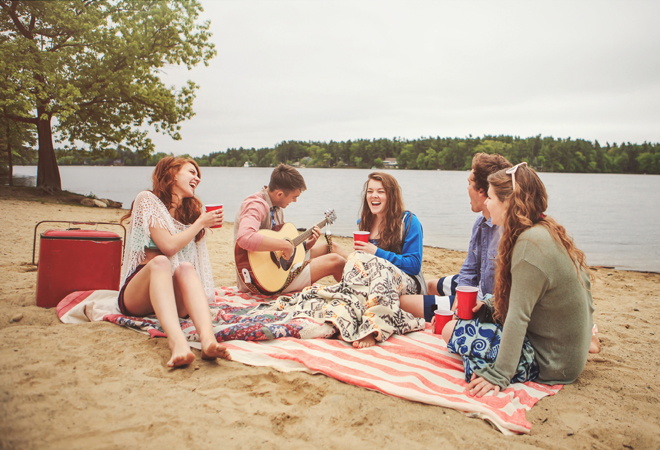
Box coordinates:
[41,229,121,241]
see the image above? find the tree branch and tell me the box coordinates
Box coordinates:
[1,113,38,125]
[48,34,77,52]
[1,0,34,40]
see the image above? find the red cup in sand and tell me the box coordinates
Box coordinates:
[456,286,479,320]
[434,309,454,334]
[353,231,370,243]
[205,204,223,228]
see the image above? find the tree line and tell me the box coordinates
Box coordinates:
[26,135,659,174]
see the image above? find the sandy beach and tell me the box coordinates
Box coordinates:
[1,190,659,449]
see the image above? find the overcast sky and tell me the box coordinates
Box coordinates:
[148,0,660,158]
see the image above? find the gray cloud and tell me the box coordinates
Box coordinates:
[149,0,660,157]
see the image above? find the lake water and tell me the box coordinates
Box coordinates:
[9,165,660,272]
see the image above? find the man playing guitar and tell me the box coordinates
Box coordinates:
[233,164,346,294]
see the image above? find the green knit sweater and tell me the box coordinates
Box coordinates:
[476,225,595,388]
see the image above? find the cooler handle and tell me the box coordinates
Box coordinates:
[32,220,127,265]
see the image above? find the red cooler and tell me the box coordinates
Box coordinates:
[35,228,123,308]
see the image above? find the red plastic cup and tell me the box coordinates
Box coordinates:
[205,204,223,228]
[353,231,370,243]
[456,286,478,320]
[433,309,454,334]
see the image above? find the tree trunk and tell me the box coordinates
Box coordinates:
[35,108,61,191]
[6,122,12,186]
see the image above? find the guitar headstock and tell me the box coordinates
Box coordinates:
[325,209,337,225]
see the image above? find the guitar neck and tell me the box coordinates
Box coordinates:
[292,217,330,247]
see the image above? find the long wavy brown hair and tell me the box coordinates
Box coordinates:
[359,172,405,253]
[121,156,205,242]
[488,165,591,324]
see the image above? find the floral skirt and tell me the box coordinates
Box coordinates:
[447,317,540,384]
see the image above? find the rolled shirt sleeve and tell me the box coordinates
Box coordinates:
[235,201,269,251]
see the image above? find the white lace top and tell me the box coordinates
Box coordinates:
[120,191,215,301]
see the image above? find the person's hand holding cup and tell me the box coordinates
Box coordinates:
[353,231,370,243]
[433,309,454,336]
[205,204,224,228]
[456,286,479,320]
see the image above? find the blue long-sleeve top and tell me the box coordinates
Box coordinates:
[359,212,424,276]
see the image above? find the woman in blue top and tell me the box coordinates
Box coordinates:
[352,172,425,288]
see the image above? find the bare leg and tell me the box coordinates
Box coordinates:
[123,256,195,367]
[329,240,350,259]
[442,320,457,343]
[426,278,440,296]
[309,253,346,283]
[589,334,600,353]
[399,294,425,318]
[353,333,377,348]
[173,263,231,361]
[309,238,329,257]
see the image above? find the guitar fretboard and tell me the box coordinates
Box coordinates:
[292,217,331,247]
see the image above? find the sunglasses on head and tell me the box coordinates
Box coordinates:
[506,162,527,189]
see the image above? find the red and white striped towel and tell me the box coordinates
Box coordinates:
[218,324,560,435]
[58,286,561,435]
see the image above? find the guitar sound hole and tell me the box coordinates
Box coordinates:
[270,252,281,269]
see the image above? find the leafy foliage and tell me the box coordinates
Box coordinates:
[0,118,37,176]
[184,136,659,174]
[0,0,216,188]
[57,135,660,175]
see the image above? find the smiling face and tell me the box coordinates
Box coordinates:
[172,162,200,200]
[485,185,506,226]
[366,179,387,217]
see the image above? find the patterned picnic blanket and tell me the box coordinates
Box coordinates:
[57,286,561,435]
[252,251,424,343]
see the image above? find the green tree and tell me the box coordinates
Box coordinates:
[0,0,215,191]
[415,152,426,170]
[0,117,37,181]
[424,147,438,170]
[397,146,413,169]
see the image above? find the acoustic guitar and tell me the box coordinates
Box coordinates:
[234,210,337,294]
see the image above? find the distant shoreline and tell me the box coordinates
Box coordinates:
[2,185,657,274]
[7,164,660,176]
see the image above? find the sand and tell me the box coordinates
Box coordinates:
[1,194,659,449]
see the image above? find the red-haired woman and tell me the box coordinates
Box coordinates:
[119,156,230,367]
[441,163,594,397]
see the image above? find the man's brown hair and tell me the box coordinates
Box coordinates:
[471,153,512,194]
[268,164,307,192]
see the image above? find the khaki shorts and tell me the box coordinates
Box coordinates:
[281,259,312,293]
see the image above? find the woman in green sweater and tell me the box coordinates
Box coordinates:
[441,162,595,397]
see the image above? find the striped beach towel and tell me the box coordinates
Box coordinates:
[58,286,561,435]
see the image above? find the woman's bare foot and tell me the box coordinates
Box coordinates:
[353,333,376,348]
[589,334,600,354]
[201,341,232,361]
[167,342,195,367]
